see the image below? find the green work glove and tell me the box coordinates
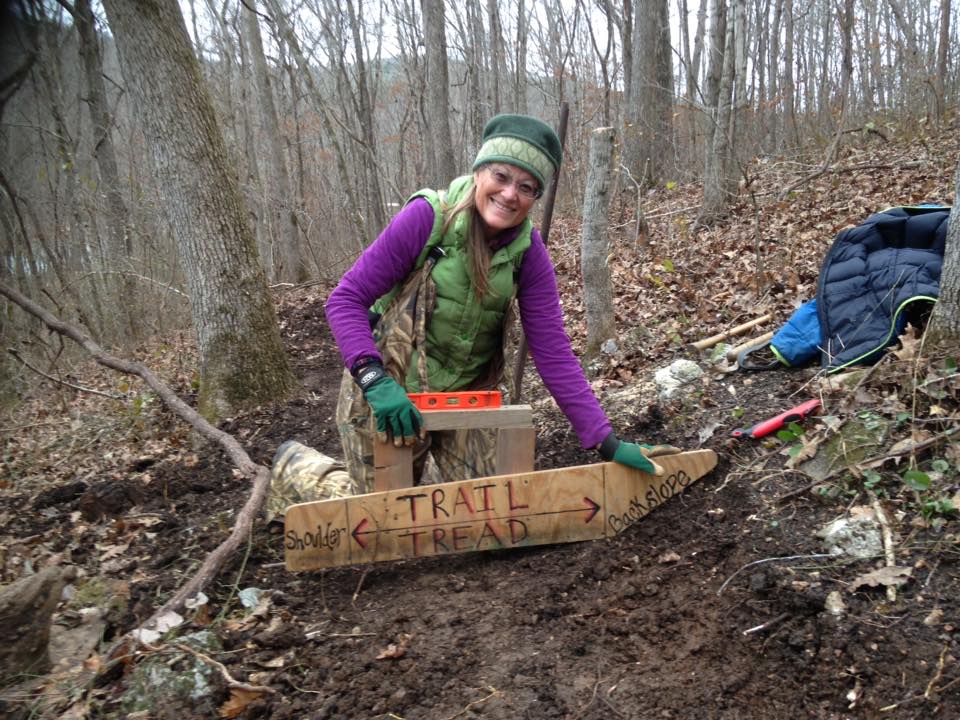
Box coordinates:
[598,432,681,476]
[354,362,423,447]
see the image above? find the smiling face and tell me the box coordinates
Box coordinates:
[473,164,540,238]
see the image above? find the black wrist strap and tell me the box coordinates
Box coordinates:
[354,362,386,392]
[598,432,620,461]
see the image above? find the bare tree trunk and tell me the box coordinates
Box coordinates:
[782,0,799,150]
[465,0,486,151]
[625,0,674,185]
[698,0,736,225]
[927,161,960,342]
[422,0,457,184]
[486,0,504,113]
[242,1,304,282]
[515,0,528,114]
[824,0,854,165]
[580,126,616,358]
[75,0,137,340]
[345,0,387,233]
[102,0,297,420]
[622,0,633,109]
[935,0,951,123]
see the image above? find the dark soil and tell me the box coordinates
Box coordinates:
[5,288,950,720]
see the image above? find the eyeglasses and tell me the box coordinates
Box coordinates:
[484,166,542,200]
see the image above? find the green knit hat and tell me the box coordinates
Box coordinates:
[472,114,562,190]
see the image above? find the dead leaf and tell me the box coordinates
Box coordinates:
[891,325,921,362]
[258,654,286,669]
[658,551,681,564]
[784,435,823,469]
[219,688,265,718]
[375,633,412,660]
[850,566,913,592]
[97,543,129,562]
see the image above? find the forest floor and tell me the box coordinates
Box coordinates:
[2,124,960,719]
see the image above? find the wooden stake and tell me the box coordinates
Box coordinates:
[690,314,772,351]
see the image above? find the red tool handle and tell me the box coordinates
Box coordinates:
[732,398,821,439]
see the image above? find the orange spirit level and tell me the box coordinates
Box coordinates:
[407,391,502,410]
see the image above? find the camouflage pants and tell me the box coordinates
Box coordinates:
[336,368,498,489]
[266,440,357,521]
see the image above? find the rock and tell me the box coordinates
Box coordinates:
[654,359,704,400]
[816,509,883,559]
[120,631,226,719]
[0,565,77,677]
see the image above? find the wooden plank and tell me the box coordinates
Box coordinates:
[284,450,718,571]
[373,441,412,493]
[495,426,535,475]
[603,450,719,535]
[420,405,533,431]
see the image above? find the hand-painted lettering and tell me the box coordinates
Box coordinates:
[398,529,427,556]
[397,493,427,522]
[452,525,472,550]
[508,518,528,543]
[609,470,692,534]
[506,479,529,510]
[285,522,345,552]
[432,527,449,552]
[453,486,476,515]
[474,483,496,512]
[431,488,449,519]
[476,520,503,548]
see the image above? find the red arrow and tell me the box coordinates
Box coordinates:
[351,517,369,548]
[583,497,601,523]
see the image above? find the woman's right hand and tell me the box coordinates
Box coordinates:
[361,373,423,447]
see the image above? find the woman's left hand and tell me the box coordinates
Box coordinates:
[598,433,681,476]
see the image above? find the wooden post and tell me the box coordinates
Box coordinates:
[373,405,536,491]
[581,126,617,358]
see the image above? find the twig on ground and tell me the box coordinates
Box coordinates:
[718,554,835,595]
[925,643,950,699]
[352,567,370,604]
[7,348,124,399]
[868,489,898,603]
[742,612,791,635]
[171,642,276,694]
[441,686,503,720]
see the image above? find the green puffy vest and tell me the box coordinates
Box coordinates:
[375,175,532,392]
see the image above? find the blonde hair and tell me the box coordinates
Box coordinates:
[441,177,494,298]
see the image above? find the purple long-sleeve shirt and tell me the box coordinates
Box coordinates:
[325,198,612,449]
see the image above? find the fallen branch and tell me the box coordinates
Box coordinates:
[7,347,125,399]
[690,314,772,352]
[0,281,271,637]
[172,643,276,694]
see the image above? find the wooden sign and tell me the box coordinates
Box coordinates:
[284,450,717,571]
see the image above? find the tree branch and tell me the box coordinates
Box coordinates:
[0,281,273,636]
